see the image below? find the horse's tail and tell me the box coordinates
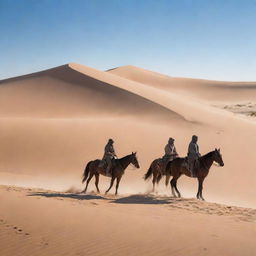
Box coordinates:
[82,161,92,183]
[144,163,153,180]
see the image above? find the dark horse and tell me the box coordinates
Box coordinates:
[81,152,140,195]
[144,158,171,192]
[166,149,224,200]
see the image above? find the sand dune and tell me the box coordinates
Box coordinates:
[0,64,181,121]
[108,65,256,103]
[0,63,255,209]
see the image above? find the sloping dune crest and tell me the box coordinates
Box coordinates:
[108,65,256,103]
[0,64,182,121]
[0,63,255,208]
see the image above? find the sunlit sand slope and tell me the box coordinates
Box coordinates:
[0,63,255,208]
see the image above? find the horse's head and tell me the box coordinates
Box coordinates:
[131,152,140,168]
[213,148,224,167]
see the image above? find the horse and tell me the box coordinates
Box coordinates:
[166,149,224,200]
[81,152,140,195]
[144,158,172,192]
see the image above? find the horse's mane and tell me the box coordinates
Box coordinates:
[201,150,215,159]
[118,153,132,162]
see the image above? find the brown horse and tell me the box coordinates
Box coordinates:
[144,158,171,192]
[81,152,140,195]
[166,149,224,200]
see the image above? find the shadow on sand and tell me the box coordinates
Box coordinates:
[28,192,106,201]
[27,192,172,205]
[112,194,170,205]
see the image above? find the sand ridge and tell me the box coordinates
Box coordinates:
[0,64,181,121]
[107,65,256,103]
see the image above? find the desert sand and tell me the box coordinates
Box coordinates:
[0,185,255,256]
[0,63,255,255]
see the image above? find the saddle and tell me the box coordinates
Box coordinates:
[182,157,199,177]
[98,159,107,168]
[99,159,116,177]
[156,158,167,175]
[182,157,188,168]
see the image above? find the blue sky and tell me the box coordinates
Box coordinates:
[0,0,256,81]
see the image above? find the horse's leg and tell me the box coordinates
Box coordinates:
[197,179,203,200]
[156,173,162,184]
[83,172,94,193]
[170,178,177,197]
[115,176,121,196]
[152,173,157,193]
[165,174,171,187]
[171,173,182,198]
[199,179,205,201]
[95,174,100,193]
[105,177,115,195]
[173,178,181,198]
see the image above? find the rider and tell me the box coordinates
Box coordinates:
[162,137,178,171]
[187,135,201,177]
[103,138,117,175]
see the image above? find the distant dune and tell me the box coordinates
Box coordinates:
[0,63,255,209]
[108,65,256,103]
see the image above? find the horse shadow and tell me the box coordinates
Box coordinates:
[28,192,106,201]
[28,192,172,205]
[111,194,171,205]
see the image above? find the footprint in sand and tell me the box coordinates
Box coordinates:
[4,222,30,236]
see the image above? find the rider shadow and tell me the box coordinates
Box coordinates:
[28,192,106,201]
[112,194,170,205]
